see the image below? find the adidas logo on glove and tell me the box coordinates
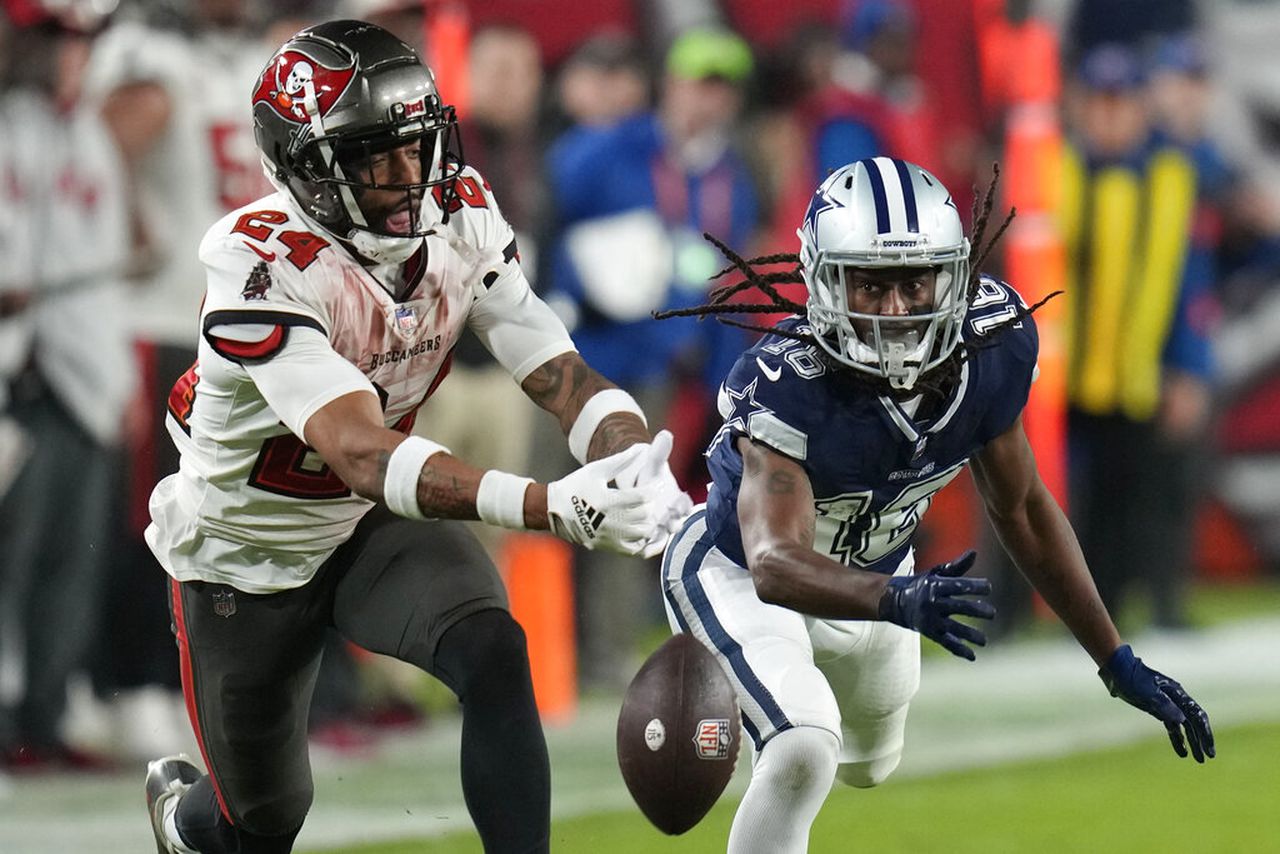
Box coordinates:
[572,495,605,538]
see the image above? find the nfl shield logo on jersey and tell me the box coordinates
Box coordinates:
[211,589,237,618]
[395,306,418,331]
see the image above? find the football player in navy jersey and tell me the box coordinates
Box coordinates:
[658,158,1214,854]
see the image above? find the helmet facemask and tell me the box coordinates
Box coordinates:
[805,245,969,391]
[301,109,462,240]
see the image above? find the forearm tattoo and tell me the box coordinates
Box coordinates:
[415,458,479,520]
[587,414,649,461]
[522,354,596,430]
[523,353,650,458]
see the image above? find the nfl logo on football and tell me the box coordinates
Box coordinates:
[693,719,731,760]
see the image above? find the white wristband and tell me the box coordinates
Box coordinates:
[476,470,534,530]
[384,436,450,519]
[567,388,647,464]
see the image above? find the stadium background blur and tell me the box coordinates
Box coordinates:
[2,0,1279,851]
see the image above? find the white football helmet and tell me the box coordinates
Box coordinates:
[798,158,970,390]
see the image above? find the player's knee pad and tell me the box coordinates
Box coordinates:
[835,749,902,789]
[432,608,531,701]
[754,726,840,800]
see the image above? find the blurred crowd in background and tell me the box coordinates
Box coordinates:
[2,0,1280,774]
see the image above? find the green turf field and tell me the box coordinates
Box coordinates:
[312,721,1279,854]
[2,589,1274,853]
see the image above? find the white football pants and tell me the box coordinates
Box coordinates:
[661,507,920,779]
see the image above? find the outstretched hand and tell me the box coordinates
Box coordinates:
[877,550,995,660]
[546,444,651,553]
[613,429,694,558]
[1099,644,1216,762]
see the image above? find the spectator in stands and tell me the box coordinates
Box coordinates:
[1058,43,1216,629]
[543,26,762,688]
[70,0,298,764]
[0,0,138,770]
[1147,31,1245,255]
[552,30,650,134]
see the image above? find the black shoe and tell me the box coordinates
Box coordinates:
[145,754,202,853]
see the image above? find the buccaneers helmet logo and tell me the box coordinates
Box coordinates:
[253,49,355,123]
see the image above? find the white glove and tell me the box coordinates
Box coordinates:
[614,430,695,558]
[546,443,652,554]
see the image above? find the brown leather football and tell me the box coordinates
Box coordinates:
[616,632,742,835]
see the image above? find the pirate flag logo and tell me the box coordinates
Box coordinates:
[241,261,272,301]
[252,49,355,123]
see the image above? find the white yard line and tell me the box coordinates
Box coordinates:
[2,617,1277,853]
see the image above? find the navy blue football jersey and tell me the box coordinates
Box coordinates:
[703,275,1038,574]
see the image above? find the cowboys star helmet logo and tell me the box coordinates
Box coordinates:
[252,49,355,123]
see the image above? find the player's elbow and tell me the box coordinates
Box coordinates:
[748,546,796,606]
[322,439,386,501]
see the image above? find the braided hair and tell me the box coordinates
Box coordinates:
[654,164,1059,402]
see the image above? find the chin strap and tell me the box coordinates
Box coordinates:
[347,230,423,265]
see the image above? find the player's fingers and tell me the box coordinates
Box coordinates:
[612,514,652,538]
[610,489,651,513]
[642,430,674,479]
[934,631,977,661]
[934,576,992,599]
[941,617,987,648]
[943,595,996,621]
[1184,720,1205,763]
[640,537,668,559]
[932,550,977,578]
[1149,691,1186,728]
[1165,721,1189,759]
[1171,691,1214,760]
[596,443,649,478]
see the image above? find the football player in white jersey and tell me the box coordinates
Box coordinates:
[659,159,1214,853]
[142,20,691,854]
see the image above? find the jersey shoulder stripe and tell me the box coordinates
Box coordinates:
[202,310,325,365]
[207,325,287,363]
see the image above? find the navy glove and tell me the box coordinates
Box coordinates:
[877,550,995,661]
[1099,644,1215,763]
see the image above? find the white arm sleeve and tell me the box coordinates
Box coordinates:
[468,265,577,383]
[242,326,376,439]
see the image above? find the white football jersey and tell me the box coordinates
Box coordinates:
[146,169,575,592]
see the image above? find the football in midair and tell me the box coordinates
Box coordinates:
[616,632,742,835]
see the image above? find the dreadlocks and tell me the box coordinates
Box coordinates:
[654,163,1058,402]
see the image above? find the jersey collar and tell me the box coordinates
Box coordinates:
[876,359,971,442]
